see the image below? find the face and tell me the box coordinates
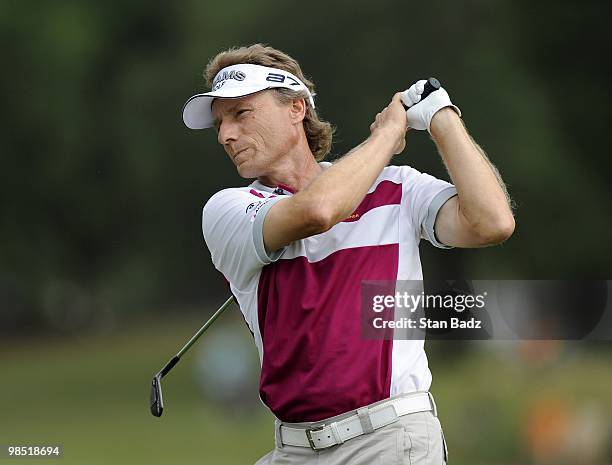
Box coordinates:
[211,90,302,178]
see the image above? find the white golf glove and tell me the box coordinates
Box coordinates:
[401,80,461,132]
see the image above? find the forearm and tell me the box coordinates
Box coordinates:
[430,109,514,233]
[296,130,397,226]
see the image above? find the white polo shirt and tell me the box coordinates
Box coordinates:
[202,162,457,423]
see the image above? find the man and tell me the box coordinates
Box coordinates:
[182,44,514,465]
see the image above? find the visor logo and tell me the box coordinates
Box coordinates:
[266,72,300,86]
[212,70,246,90]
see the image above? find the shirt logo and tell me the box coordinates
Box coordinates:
[246,202,258,214]
[249,199,270,222]
[244,199,273,222]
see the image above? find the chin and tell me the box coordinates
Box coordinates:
[236,163,259,179]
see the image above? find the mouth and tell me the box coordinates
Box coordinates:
[232,147,249,162]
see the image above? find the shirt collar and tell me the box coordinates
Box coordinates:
[248,161,332,195]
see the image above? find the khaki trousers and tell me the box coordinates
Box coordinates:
[255,395,449,465]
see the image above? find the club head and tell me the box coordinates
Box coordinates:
[149,356,181,418]
[150,375,164,417]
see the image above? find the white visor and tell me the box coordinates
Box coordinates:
[182,63,316,129]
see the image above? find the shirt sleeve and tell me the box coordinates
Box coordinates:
[400,166,458,249]
[202,189,287,289]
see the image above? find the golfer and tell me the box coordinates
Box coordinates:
[182,44,514,464]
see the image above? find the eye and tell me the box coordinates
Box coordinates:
[236,108,250,117]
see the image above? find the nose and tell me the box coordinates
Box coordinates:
[217,120,238,147]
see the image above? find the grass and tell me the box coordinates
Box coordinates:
[1,316,611,464]
[0,313,276,464]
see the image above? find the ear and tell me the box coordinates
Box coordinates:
[288,97,306,124]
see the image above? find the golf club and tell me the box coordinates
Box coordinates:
[401,77,441,110]
[149,295,236,417]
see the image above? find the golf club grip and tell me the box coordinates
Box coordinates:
[159,355,180,378]
[402,77,441,110]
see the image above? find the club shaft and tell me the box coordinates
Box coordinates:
[176,295,235,358]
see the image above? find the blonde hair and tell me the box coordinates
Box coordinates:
[204,44,334,161]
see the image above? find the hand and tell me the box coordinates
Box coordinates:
[401,80,461,132]
[369,93,408,155]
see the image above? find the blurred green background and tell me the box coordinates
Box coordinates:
[1,0,610,464]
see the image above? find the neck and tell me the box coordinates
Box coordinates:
[257,139,322,192]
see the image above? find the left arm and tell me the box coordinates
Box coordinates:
[429,108,515,247]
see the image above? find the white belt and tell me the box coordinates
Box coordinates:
[279,392,435,451]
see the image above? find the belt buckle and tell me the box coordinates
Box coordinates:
[305,424,332,450]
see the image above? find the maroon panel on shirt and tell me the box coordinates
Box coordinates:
[342,180,402,222]
[257,244,399,423]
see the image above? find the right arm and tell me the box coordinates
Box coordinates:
[264,93,408,253]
